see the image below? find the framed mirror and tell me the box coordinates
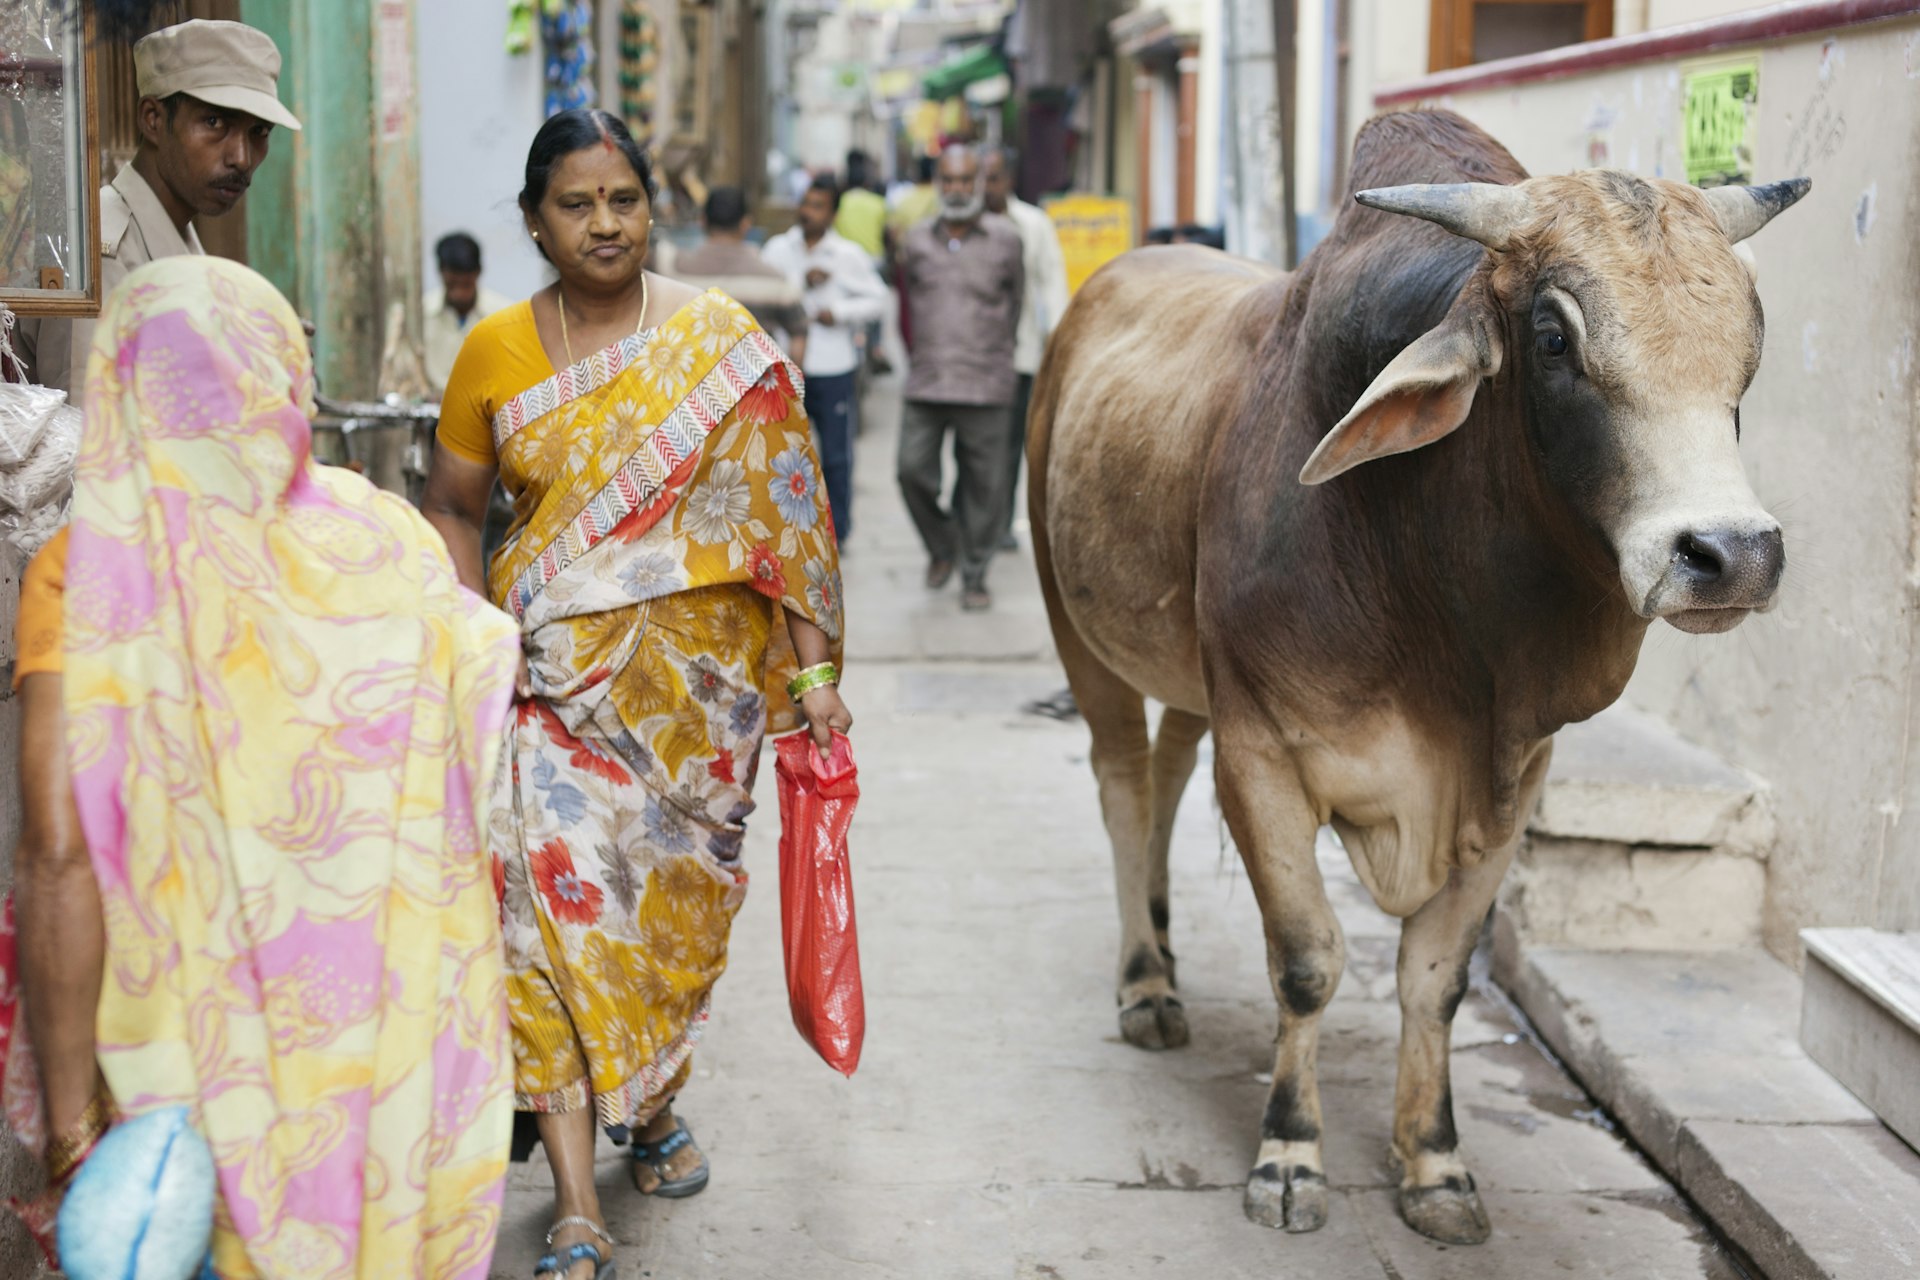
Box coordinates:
[0,2,101,317]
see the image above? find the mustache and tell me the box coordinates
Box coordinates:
[214,175,252,193]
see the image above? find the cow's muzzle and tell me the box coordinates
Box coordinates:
[1642,523,1785,633]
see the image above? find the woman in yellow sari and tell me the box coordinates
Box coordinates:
[423,110,850,1280]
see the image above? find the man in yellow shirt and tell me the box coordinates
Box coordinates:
[887,154,941,240]
[833,150,891,375]
[834,150,888,261]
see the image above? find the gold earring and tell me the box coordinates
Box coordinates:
[532,231,540,240]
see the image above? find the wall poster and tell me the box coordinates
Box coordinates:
[1683,58,1760,187]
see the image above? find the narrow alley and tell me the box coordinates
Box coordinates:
[491,369,1746,1280]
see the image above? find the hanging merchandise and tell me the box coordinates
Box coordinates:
[618,0,658,139]
[0,312,78,558]
[541,0,596,117]
[505,0,534,55]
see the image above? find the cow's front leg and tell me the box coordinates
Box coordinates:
[1213,724,1339,1233]
[1391,835,1521,1245]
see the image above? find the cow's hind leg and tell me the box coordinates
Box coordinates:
[1145,707,1209,990]
[1390,836,1522,1245]
[1213,721,1340,1232]
[1089,685,1192,1050]
[1046,636,1186,1048]
[1029,450,1188,1049]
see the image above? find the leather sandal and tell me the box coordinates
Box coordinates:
[535,1215,616,1279]
[630,1117,710,1198]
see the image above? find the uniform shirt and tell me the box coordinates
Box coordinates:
[761,226,888,379]
[668,237,810,350]
[898,214,1024,406]
[16,164,204,407]
[423,283,510,398]
[1003,197,1071,377]
[834,187,888,261]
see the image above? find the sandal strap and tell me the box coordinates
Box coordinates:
[633,1125,691,1160]
[546,1215,614,1246]
[534,1243,605,1276]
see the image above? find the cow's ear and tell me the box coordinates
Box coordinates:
[1299,306,1503,485]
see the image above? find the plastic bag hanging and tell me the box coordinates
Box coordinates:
[773,730,865,1076]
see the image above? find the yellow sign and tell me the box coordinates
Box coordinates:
[1046,194,1133,295]
[1683,59,1759,187]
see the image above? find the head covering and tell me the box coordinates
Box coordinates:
[134,19,302,132]
[63,256,518,1277]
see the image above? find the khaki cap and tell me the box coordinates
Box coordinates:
[135,20,302,132]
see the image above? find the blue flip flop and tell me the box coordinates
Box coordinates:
[630,1118,710,1198]
[535,1216,616,1279]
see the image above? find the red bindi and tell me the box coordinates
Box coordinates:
[598,186,605,196]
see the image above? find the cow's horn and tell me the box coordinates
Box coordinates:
[1702,178,1812,243]
[1353,183,1534,251]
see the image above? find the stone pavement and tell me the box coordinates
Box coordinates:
[492,372,1747,1279]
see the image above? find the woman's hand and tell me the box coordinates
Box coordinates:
[798,684,852,754]
[514,653,534,701]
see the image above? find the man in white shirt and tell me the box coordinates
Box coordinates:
[982,146,1070,549]
[763,176,889,542]
[423,232,509,397]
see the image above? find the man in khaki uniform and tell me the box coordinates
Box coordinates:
[17,20,300,405]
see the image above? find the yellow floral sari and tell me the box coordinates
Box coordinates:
[485,290,842,1129]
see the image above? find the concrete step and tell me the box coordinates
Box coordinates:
[1503,704,1775,951]
[1493,931,1920,1279]
[1800,928,1920,1152]
[1533,702,1772,851]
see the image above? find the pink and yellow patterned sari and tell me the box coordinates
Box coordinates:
[28,257,522,1277]
[483,290,842,1132]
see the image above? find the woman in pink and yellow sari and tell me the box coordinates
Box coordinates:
[0,256,523,1276]
[423,110,850,1279]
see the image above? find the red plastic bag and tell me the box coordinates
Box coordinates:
[774,730,865,1076]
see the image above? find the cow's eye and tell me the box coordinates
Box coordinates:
[1537,331,1569,358]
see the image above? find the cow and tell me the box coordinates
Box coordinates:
[1027,109,1805,1245]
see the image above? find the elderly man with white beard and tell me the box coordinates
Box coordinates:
[896,144,1026,612]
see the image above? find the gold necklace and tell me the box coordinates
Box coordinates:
[557,272,650,367]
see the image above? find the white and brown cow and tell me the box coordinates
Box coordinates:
[1028,109,1804,1244]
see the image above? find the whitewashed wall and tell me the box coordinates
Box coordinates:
[416,0,552,306]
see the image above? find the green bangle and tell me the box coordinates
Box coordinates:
[787,662,839,702]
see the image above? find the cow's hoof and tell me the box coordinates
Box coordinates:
[1399,1177,1491,1245]
[1244,1163,1329,1233]
[1118,994,1189,1049]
